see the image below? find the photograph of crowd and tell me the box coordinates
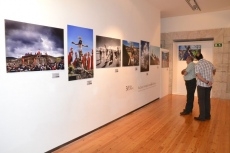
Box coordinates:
[162,52,169,68]
[140,40,150,72]
[122,40,139,67]
[5,19,64,73]
[67,25,93,81]
[96,35,121,68]
[178,45,201,61]
[150,46,160,65]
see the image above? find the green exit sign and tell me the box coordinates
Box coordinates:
[214,43,222,47]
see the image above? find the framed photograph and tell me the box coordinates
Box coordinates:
[5,19,64,73]
[162,52,169,68]
[150,46,160,65]
[67,25,93,81]
[178,45,201,61]
[96,35,121,68]
[122,40,139,67]
[140,40,149,72]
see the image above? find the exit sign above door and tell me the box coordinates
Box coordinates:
[214,43,222,47]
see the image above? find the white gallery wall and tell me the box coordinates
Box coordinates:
[161,9,230,33]
[0,0,161,153]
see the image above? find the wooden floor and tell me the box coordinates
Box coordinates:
[53,95,230,153]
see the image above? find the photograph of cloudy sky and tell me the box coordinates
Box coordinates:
[5,19,64,73]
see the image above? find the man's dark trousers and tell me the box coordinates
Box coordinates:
[185,78,196,112]
[197,86,212,120]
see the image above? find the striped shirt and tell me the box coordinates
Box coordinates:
[195,59,215,87]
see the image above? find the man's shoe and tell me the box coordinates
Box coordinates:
[194,117,205,121]
[180,111,191,115]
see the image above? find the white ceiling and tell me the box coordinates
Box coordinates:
[148,0,230,18]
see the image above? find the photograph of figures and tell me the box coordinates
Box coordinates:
[140,40,150,72]
[150,46,160,65]
[96,35,121,68]
[67,25,94,81]
[178,45,201,61]
[162,52,169,68]
[122,40,139,67]
[5,19,64,73]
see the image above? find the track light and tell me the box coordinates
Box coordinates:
[185,0,201,11]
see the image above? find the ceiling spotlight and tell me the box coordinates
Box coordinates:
[185,0,201,11]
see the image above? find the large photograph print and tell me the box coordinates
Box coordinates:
[96,35,121,68]
[178,45,201,61]
[5,19,64,73]
[150,46,160,65]
[67,25,93,81]
[140,40,149,72]
[162,52,169,68]
[122,40,139,67]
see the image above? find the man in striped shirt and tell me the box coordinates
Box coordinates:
[194,53,216,121]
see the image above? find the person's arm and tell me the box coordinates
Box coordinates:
[213,69,216,75]
[196,73,212,86]
[181,69,188,75]
[183,70,188,75]
[72,42,78,45]
[182,63,193,76]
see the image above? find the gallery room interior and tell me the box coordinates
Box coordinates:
[0,0,229,153]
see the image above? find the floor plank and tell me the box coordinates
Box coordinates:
[52,95,230,153]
